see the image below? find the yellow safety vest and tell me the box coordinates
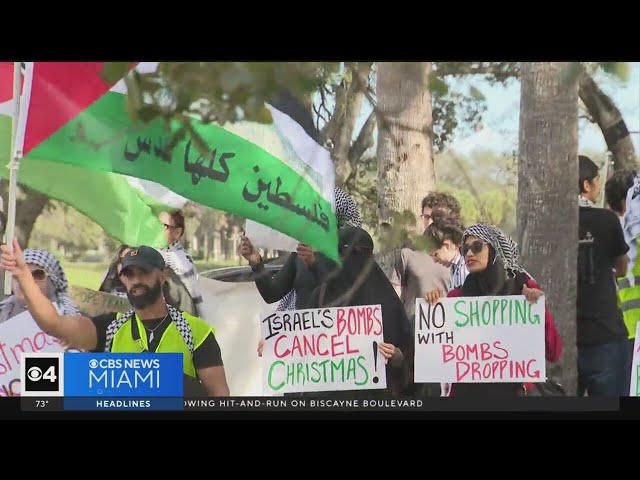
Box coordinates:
[109,311,214,378]
[617,255,640,339]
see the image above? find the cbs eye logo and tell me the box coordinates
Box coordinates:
[21,353,64,396]
[27,365,57,383]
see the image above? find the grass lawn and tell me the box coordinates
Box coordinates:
[61,259,242,290]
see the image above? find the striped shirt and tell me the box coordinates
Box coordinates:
[450,252,469,292]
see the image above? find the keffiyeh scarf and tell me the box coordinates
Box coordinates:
[0,249,81,318]
[579,195,595,208]
[105,303,194,353]
[160,242,203,309]
[463,224,527,277]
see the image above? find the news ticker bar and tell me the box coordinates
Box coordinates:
[21,397,620,412]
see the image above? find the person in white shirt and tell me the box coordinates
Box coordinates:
[423,211,468,298]
[158,210,203,316]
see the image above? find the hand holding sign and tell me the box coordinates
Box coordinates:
[424,288,444,305]
[378,342,395,360]
[522,285,543,304]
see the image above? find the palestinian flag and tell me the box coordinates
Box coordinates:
[14,62,338,260]
[0,63,187,247]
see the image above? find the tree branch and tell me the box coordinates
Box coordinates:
[578,68,638,170]
[349,110,377,162]
[435,62,520,79]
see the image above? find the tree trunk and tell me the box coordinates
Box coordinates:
[0,183,50,246]
[376,62,435,230]
[578,71,638,171]
[517,62,579,394]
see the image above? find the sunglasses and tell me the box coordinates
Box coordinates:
[460,240,486,257]
[31,269,47,281]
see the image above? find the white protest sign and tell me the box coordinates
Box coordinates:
[0,311,78,396]
[630,323,640,396]
[414,295,546,383]
[245,219,298,253]
[261,305,386,394]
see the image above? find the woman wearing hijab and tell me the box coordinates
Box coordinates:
[241,187,363,311]
[440,224,562,397]
[0,249,81,324]
[304,226,413,396]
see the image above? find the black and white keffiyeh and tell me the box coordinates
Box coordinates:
[578,195,595,207]
[22,249,80,316]
[160,241,203,308]
[105,303,194,354]
[277,187,362,311]
[463,224,527,277]
[335,187,363,229]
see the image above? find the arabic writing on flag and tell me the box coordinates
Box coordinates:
[14,62,339,261]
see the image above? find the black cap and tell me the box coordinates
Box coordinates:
[120,246,165,272]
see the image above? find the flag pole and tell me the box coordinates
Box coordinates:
[4,62,22,296]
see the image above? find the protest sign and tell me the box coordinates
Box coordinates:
[245,219,298,253]
[69,285,130,317]
[0,311,79,396]
[414,295,545,383]
[630,323,640,396]
[261,305,386,394]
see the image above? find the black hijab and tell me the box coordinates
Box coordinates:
[308,226,412,356]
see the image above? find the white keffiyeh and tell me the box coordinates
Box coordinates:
[1,249,81,322]
[463,224,527,277]
[579,195,596,208]
[159,242,203,309]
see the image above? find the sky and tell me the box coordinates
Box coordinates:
[351,62,640,161]
[444,63,640,158]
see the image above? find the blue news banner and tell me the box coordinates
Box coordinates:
[19,352,620,412]
[20,352,184,411]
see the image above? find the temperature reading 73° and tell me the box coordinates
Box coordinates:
[21,397,62,412]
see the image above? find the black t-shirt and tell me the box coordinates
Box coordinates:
[90,312,223,369]
[577,206,629,345]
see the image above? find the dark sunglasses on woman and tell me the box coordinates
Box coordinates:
[31,269,47,281]
[460,240,485,257]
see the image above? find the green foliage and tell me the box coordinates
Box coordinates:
[589,62,631,83]
[30,201,105,253]
[432,87,487,153]
[434,149,518,235]
[107,62,339,125]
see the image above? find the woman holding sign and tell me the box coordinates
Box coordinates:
[426,224,562,397]
[303,226,413,396]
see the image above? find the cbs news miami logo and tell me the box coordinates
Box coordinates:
[19,352,183,398]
